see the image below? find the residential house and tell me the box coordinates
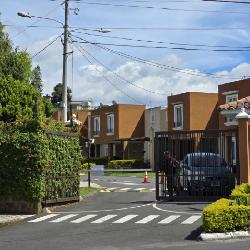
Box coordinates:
[144,106,168,169]
[167,92,218,131]
[90,103,146,160]
[218,79,250,128]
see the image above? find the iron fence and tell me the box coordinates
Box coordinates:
[155,129,239,201]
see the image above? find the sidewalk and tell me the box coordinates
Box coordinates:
[0,214,34,227]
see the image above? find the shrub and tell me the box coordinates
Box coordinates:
[230,183,250,206]
[81,162,95,170]
[83,157,109,166]
[0,124,82,203]
[107,159,149,169]
[203,198,250,233]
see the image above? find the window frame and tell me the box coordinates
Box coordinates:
[106,113,114,135]
[173,104,183,129]
[226,94,238,103]
[93,116,100,136]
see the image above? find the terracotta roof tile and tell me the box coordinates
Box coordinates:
[218,96,250,111]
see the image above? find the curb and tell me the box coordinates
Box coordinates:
[200,231,250,241]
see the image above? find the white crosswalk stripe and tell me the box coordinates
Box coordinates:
[158,215,180,224]
[118,188,131,191]
[112,215,138,224]
[107,187,120,191]
[181,215,201,224]
[27,213,201,225]
[135,188,147,191]
[135,215,160,224]
[50,214,78,223]
[70,214,97,224]
[28,214,59,222]
[91,215,117,224]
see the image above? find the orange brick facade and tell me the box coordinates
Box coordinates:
[168,92,218,131]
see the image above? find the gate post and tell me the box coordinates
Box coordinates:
[236,108,250,183]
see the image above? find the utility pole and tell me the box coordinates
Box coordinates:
[62,0,69,123]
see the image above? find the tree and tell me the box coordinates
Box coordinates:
[0,23,32,82]
[0,76,43,122]
[30,65,43,94]
[51,83,72,107]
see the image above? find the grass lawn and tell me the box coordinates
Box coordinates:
[80,187,98,197]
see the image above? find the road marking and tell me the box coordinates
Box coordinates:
[91,215,117,224]
[152,203,202,215]
[135,215,160,224]
[181,215,201,224]
[110,181,142,186]
[112,215,138,224]
[158,215,180,224]
[28,214,59,222]
[108,187,120,191]
[70,214,97,223]
[117,188,131,192]
[50,214,78,223]
[150,188,156,191]
[135,188,146,191]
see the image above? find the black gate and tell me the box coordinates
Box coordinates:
[155,129,239,201]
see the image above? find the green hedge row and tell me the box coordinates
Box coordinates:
[203,198,250,233]
[83,157,109,166]
[107,160,149,169]
[230,183,250,206]
[0,124,82,202]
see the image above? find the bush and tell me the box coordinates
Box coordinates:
[81,162,95,170]
[203,198,250,233]
[230,183,250,206]
[107,159,149,169]
[83,157,109,166]
[0,124,82,203]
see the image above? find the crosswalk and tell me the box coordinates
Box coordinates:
[100,187,156,192]
[28,213,201,225]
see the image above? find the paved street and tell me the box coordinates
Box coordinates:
[0,179,249,250]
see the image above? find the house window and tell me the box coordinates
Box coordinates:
[93,116,100,136]
[151,111,155,122]
[174,104,183,128]
[232,137,237,165]
[226,94,238,103]
[107,113,114,134]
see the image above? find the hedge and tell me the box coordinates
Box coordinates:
[0,124,82,205]
[106,160,149,169]
[230,183,250,206]
[83,157,108,166]
[203,198,250,233]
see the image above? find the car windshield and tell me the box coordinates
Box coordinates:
[188,154,226,167]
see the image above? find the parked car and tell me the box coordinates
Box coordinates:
[179,153,235,193]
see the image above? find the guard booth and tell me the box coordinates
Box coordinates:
[154,129,239,201]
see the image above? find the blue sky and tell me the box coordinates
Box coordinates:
[1,0,250,107]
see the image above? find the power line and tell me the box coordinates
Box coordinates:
[73,31,250,50]
[2,24,63,29]
[72,36,250,52]
[75,1,250,15]
[71,35,245,80]
[31,34,62,58]
[73,42,143,104]
[203,0,250,4]
[71,26,250,31]
[72,39,167,96]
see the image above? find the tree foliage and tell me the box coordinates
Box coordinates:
[0,76,43,122]
[0,23,32,82]
[51,83,72,107]
[30,65,43,94]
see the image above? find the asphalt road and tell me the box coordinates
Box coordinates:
[0,177,249,250]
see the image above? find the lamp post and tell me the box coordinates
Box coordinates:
[18,1,69,123]
[18,4,112,124]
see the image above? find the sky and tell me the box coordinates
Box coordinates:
[1,0,250,107]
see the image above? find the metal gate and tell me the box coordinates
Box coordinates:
[155,129,239,201]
